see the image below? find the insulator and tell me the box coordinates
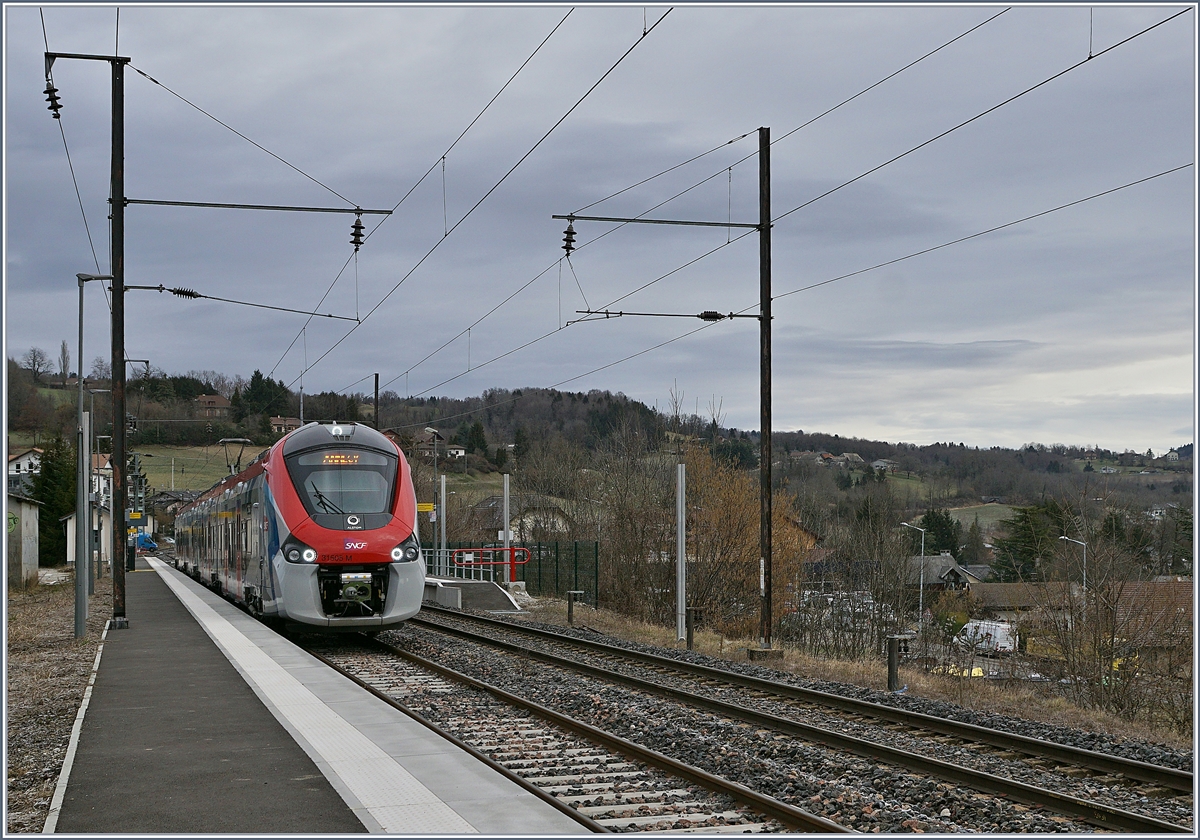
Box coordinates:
[698,310,726,322]
[350,215,365,251]
[44,82,62,119]
[562,223,576,256]
[170,287,201,299]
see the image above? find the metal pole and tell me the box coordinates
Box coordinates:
[676,462,686,642]
[502,473,511,584]
[84,412,93,596]
[439,474,447,575]
[919,530,925,621]
[110,57,128,629]
[75,274,87,636]
[758,126,773,649]
[374,373,379,430]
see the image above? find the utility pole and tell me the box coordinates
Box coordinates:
[757,127,773,649]
[553,125,775,648]
[374,372,380,430]
[46,50,131,628]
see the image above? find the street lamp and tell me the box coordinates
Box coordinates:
[901,522,927,622]
[1059,536,1087,593]
[75,273,111,637]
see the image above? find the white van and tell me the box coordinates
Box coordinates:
[954,619,1019,655]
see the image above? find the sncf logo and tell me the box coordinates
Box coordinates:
[344,540,368,551]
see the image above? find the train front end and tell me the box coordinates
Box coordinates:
[268,421,423,629]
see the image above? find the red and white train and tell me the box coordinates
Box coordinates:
[174,421,425,629]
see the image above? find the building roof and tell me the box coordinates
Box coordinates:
[8,447,43,463]
[7,492,41,506]
[196,393,231,407]
[970,581,1075,609]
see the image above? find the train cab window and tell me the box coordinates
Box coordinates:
[285,449,398,516]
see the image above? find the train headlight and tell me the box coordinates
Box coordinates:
[284,541,318,563]
[391,533,421,563]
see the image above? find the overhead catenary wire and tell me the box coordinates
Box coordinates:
[365,137,742,395]
[555,5,1191,315]
[272,8,577,381]
[40,9,107,302]
[393,161,1191,405]
[293,8,674,392]
[575,7,1011,217]
[770,7,1192,227]
[129,65,355,206]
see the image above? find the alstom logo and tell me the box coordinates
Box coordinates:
[344,540,368,551]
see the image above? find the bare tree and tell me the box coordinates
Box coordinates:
[58,340,70,384]
[21,347,51,382]
[90,356,111,381]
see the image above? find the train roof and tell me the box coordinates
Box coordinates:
[280,421,398,457]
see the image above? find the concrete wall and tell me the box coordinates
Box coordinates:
[7,495,39,589]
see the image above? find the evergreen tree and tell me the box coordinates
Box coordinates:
[960,515,987,566]
[992,500,1070,582]
[466,421,488,455]
[916,507,962,558]
[31,436,76,567]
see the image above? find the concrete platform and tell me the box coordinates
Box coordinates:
[50,557,589,834]
[425,577,521,612]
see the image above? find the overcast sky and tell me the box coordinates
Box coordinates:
[5,3,1195,454]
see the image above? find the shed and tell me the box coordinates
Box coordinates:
[7,493,40,589]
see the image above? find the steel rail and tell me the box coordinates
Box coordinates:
[413,612,1191,834]
[362,637,850,833]
[298,643,611,834]
[418,607,1192,793]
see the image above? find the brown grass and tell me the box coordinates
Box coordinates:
[6,572,112,834]
[514,595,1191,750]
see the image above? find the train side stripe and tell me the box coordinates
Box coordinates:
[147,559,477,835]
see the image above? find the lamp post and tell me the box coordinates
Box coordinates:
[901,522,926,623]
[1059,536,1087,594]
[75,274,111,636]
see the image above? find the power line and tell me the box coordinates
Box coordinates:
[40,9,106,294]
[772,163,1194,302]
[272,8,576,381]
[129,64,355,205]
[289,8,674,391]
[772,7,1192,226]
[576,7,1010,219]
[399,161,1192,407]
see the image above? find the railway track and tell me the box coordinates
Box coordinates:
[302,638,847,833]
[404,606,1192,833]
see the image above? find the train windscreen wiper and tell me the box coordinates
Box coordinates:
[309,482,345,514]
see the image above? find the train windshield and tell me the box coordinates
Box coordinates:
[285,449,398,515]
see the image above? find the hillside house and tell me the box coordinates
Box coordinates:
[8,447,43,494]
[871,459,899,473]
[195,394,231,418]
[270,416,302,434]
[969,582,1076,625]
[473,494,571,541]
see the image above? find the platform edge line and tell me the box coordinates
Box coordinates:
[42,621,110,834]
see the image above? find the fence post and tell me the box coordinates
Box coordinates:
[573,541,579,594]
[567,590,584,625]
[887,636,901,692]
[593,541,599,608]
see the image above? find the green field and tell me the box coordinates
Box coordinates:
[132,443,263,494]
[947,502,1014,533]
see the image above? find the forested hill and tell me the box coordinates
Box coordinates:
[380,387,661,451]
